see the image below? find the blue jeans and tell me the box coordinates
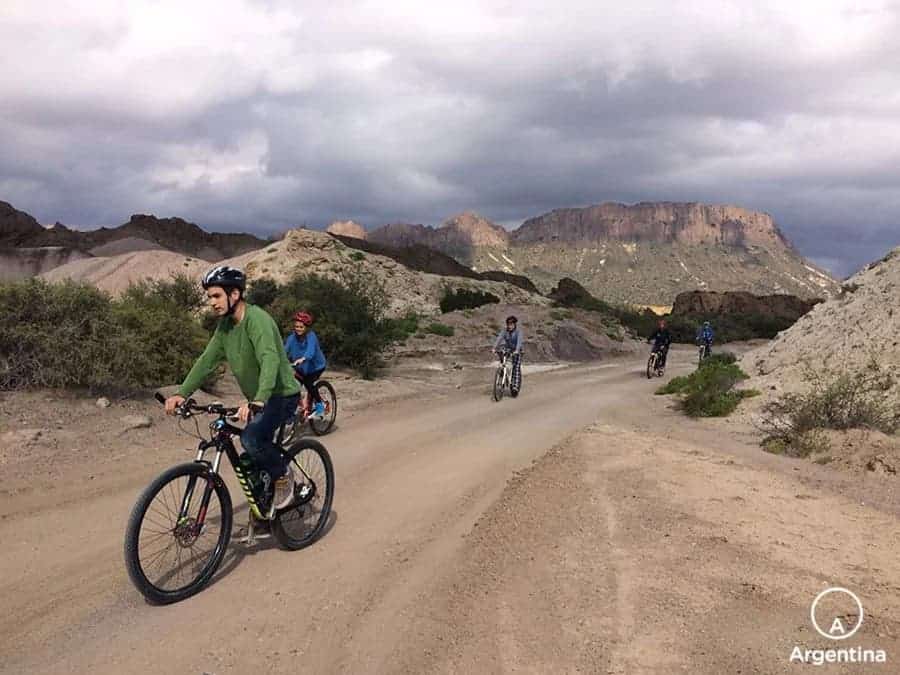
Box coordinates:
[240,393,300,481]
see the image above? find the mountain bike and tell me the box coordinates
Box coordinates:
[124,393,334,605]
[282,379,337,445]
[698,342,712,366]
[646,347,666,378]
[492,349,519,401]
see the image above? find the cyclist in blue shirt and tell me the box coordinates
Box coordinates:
[696,320,715,356]
[284,311,327,419]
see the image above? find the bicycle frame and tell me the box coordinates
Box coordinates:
[175,409,306,530]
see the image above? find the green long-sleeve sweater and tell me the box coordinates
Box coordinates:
[178,304,301,402]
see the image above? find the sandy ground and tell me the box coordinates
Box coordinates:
[1,346,899,674]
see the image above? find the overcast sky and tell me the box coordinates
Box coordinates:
[2,1,899,277]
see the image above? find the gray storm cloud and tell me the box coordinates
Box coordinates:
[1,0,899,277]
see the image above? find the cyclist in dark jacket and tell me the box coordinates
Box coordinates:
[647,319,673,369]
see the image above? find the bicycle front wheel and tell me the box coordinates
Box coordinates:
[492,365,505,401]
[272,439,335,550]
[124,462,232,604]
[646,354,656,379]
[310,380,337,436]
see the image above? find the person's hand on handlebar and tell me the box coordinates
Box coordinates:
[237,400,264,423]
[165,395,186,415]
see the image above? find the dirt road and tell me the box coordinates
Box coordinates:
[2,347,899,673]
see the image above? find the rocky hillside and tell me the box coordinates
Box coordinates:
[671,291,821,321]
[743,246,900,405]
[368,212,510,265]
[1,201,267,280]
[42,228,547,317]
[359,203,840,305]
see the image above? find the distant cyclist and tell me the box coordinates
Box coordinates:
[494,315,523,396]
[647,318,672,369]
[284,311,327,420]
[696,320,715,356]
[165,266,301,513]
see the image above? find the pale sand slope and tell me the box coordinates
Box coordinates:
[742,246,900,405]
[41,228,545,316]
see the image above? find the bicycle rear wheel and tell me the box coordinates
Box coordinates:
[272,439,334,550]
[310,380,337,436]
[492,365,505,401]
[124,462,232,604]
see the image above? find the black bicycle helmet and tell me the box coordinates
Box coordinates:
[202,265,246,315]
[506,315,518,324]
[202,265,246,292]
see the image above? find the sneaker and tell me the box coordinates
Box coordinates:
[272,468,295,510]
[309,401,326,419]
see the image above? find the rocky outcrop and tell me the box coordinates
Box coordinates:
[326,220,367,239]
[3,202,266,262]
[514,202,790,248]
[671,291,821,321]
[328,233,482,280]
[0,201,45,245]
[363,203,839,305]
[369,212,509,265]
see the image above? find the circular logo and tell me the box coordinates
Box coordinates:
[810,587,864,641]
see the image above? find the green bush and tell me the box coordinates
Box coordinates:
[112,282,210,387]
[349,251,365,262]
[440,287,499,313]
[382,311,421,341]
[655,358,752,417]
[245,276,279,308]
[759,362,898,456]
[0,278,206,391]
[267,268,393,379]
[425,322,455,337]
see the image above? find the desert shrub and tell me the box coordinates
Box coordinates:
[0,278,205,391]
[425,322,455,337]
[147,273,207,313]
[655,357,753,417]
[440,287,499,313]
[112,282,210,387]
[245,276,280,309]
[268,269,392,379]
[382,311,421,341]
[349,251,365,262]
[759,362,898,456]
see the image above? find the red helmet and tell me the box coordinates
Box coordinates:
[293,311,314,326]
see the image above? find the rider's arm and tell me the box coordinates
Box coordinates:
[302,331,320,361]
[493,329,503,351]
[177,329,226,398]
[246,312,282,403]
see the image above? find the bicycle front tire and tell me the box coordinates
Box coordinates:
[124,462,233,605]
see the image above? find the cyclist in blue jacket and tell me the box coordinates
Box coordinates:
[284,311,327,419]
[696,320,715,355]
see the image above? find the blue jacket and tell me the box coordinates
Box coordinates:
[697,325,714,344]
[284,330,327,375]
[494,327,523,354]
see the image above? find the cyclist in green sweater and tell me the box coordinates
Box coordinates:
[164,266,302,514]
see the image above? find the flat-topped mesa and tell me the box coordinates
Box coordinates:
[326,220,367,240]
[513,202,790,249]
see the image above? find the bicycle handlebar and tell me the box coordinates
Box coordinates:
[154,392,249,418]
